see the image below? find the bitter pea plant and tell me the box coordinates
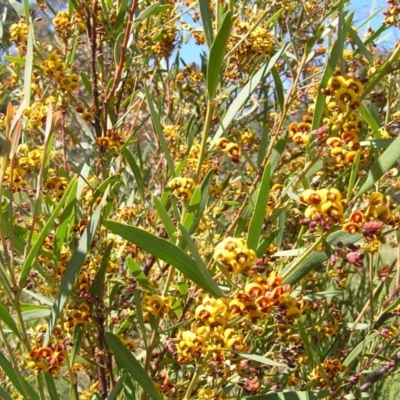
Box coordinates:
[1,0,400,398]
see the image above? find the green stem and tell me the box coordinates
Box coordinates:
[183,352,210,400]
[280,232,328,281]
[195,101,214,181]
[0,325,33,400]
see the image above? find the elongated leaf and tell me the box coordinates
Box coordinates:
[237,352,286,368]
[189,168,214,234]
[346,150,361,202]
[144,84,176,176]
[248,162,271,250]
[199,0,213,47]
[122,148,145,201]
[106,373,126,400]
[281,251,328,286]
[206,11,232,99]
[131,2,173,31]
[105,332,164,400]
[19,177,78,289]
[343,332,379,367]
[0,353,39,400]
[183,186,201,231]
[126,257,155,294]
[214,44,289,144]
[23,24,33,108]
[355,133,400,200]
[45,196,104,344]
[153,196,178,242]
[0,386,12,400]
[312,13,353,130]
[44,372,59,400]
[256,229,280,257]
[0,304,22,339]
[53,179,77,260]
[104,221,224,297]
[359,103,380,133]
[241,391,330,400]
[90,241,114,296]
[271,67,284,111]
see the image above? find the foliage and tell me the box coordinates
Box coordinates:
[0,0,400,399]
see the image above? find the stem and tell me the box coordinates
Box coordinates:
[0,325,34,400]
[368,253,375,322]
[280,232,328,281]
[195,101,214,181]
[183,352,210,400]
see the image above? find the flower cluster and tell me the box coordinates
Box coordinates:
[299,187,345,230]
[214,237,257,274]
[168,177,196,201]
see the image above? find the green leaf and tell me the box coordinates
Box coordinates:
[131,2,173,31]
[199,0,213,47]
[358,103,380,134]
[355,133,400,200]
[360,139,394,149]
[297,319,318,370]
[281,251,328,286]
[0,353,39,400]
[0,386,12,400]
[312,13,353,130]
[214,44,289,144]
[80,72,93,97]
[346,150,362,202]
[188,169,214,234]
[0,304,22,339]
[237,352,286,368]
[19,177,78,289]
[182,186,201,231]
[45,196,104,344]
[248,162,271,250]
[144,84,176,177]
[106,373,126,400]
[44,372,59,400]
[105,332,164,400]
[90,241,114,296]
[104,221,224,298]
[153,196,178,242]
[240,391,330,400]
[271,67,284,111]
[206,11,232,99]
[53,179,77,260]
[343,332,379,367]
[270,132,289,174]
[8,0,24,16]
[122,148,145,201]
[256,229,280,257]
[126,257,155,294]
[23,24,34,107]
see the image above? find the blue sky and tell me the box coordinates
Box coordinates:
[178,0,398,65]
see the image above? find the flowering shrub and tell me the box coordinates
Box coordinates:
[1,0,400,399]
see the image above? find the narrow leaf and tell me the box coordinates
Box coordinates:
[104,221,224,298]
[144,84,176,176]
[45,196,104,344]
[19,177,78,289]
[0,304,22,339]
[0,353,39,400]
[248,162,271,250]
[126,257,155,294]
[105,332,164,400]
[199,0,213,47]
[206,11,232,99]
[355,133,400,200]
[214,44,289,144]
[237,352,286,368]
